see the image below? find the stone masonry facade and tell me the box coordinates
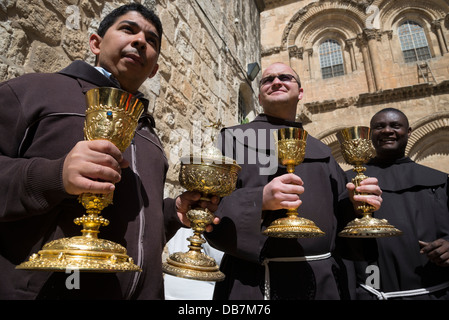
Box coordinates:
[261,0,449,172]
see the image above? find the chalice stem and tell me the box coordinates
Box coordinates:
[76,192,112,239]
[286,164,299,218]
[187,228,206,253]
[185,204,213,253]
[286,208,298,218]
[352,167,376,214]
[80,213,101,239]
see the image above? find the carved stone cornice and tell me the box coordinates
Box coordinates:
[357,80,449,106]
[304,96,358,114]
[266,0,374,10]
[261,46,281,57]
[302,80,449,116]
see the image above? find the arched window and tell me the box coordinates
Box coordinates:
[238,91,248,124]
[319,39,345,79]
[398,20,432,63]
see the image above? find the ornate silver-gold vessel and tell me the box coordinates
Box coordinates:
[162,146,241,282]
[17,87,144,272]
[262,127,325,238]
[337,126,402,238]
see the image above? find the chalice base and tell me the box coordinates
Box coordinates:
[262,216,325,238]
[16,236,141,272]
[162,250,225,282]
[338,215,402,238]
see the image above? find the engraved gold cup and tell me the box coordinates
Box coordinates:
[262,127,325,238]
[337,126,402,238]
[162,147,241,282]
[16,87,144,272]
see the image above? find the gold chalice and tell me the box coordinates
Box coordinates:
[162,147,241,281]
[17,87,144,272]
[262,127,325,238]
[336,126,402,237]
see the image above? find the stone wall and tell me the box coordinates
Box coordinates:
[261,0,449,172]
[0,0,263,196]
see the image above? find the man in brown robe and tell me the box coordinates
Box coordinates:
[350,108,449,300]
[0,4,215,299]
[206,62,383,300]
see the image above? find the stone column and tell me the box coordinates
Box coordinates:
[288,45,304,79]
[305,48,313,79]
[364,28,383,91]
[345,38,357,72]
[357,34,376,93]
[432,19,448,56]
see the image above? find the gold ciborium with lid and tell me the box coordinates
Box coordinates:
[162,131,241,282]
[336,126,402,238]
[16,87,143,272]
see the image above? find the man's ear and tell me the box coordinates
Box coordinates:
[89,34,102,59]
[148,63,159,79]
[298,88,304,101]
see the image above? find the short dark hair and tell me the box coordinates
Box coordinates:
[370,108,409,128]
[97,3,163,52]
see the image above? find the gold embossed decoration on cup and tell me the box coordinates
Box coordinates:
[336,126,402,238]
[16,87,144,272]
[162,146,241,282]
[262,127,325,238]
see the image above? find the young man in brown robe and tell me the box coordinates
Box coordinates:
[0,3,216,299]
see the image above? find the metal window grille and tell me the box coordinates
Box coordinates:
[319,39,345,79]
[398,20,432,63]
[238,93,247,124]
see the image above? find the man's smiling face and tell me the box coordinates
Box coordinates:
[258,63,303,120]
[370,110,411,160]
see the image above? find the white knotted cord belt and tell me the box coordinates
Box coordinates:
[262,252,332,300]
[360,281,449,300]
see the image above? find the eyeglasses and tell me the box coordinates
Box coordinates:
[260,74,298,86]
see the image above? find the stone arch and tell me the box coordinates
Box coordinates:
[380,0,448,30]
[281,1,368,50]
[316,126,355,170]
[237,81,259,122]
[379,0,449,59]
[407,112,449,172]
[295,12,362,49]
[283,2,371,83]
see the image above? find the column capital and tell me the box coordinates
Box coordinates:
[431,19,442,31]
[363,28,382,41]
[288,45,304,59]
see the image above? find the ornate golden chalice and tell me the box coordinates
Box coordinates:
[162,146,241,282]
[17,87,144,272]
[262,127,325,238]
[336,126,402,238]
